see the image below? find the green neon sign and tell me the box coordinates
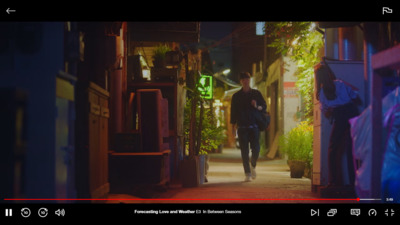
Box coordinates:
[198,75,213,99]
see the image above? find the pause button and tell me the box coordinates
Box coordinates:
[5,209,12,217]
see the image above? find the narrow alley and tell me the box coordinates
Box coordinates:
[108,148,354,204]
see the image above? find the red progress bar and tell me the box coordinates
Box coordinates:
[3,198,361,201]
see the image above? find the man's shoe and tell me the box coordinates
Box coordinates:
[244,175,251,182]
[251,166,256,180]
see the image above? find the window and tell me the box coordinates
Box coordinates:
[256,22,265,36]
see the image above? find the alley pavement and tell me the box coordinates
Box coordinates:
[108,148,359,204]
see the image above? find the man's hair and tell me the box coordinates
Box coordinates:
[239,72,251,80]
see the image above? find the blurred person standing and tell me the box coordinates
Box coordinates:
[315,63,360,188]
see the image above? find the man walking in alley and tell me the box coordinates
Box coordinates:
[230,72,267,182]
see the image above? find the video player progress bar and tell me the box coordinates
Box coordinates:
[358,198,382,201]
[4,198,361,201]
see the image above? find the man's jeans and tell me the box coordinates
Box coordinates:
[237,127,260,176]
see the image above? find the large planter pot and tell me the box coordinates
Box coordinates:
[288,160,306,178]
[181,156,199,187]
[180,155,209,187]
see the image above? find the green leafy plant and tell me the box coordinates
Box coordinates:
[266,22,324,123]
[199,108,226,155]
[184,98,226,155]
[183,70,227,156]
[279,121,313,166]
[152,44,171,61]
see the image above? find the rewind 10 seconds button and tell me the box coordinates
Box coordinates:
[21,208,31,218]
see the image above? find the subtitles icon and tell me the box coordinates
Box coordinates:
[350,209,361,216]
[383,7,393,15]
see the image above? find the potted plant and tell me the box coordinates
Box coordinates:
[278,121,313,178]
[152,44,171,68]
[199,107,226,183]
[183,97,226,184]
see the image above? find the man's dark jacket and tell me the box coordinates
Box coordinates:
[230,88,267,127]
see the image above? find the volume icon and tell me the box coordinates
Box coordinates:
[5,209,12,217]
[55,209,65,217]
